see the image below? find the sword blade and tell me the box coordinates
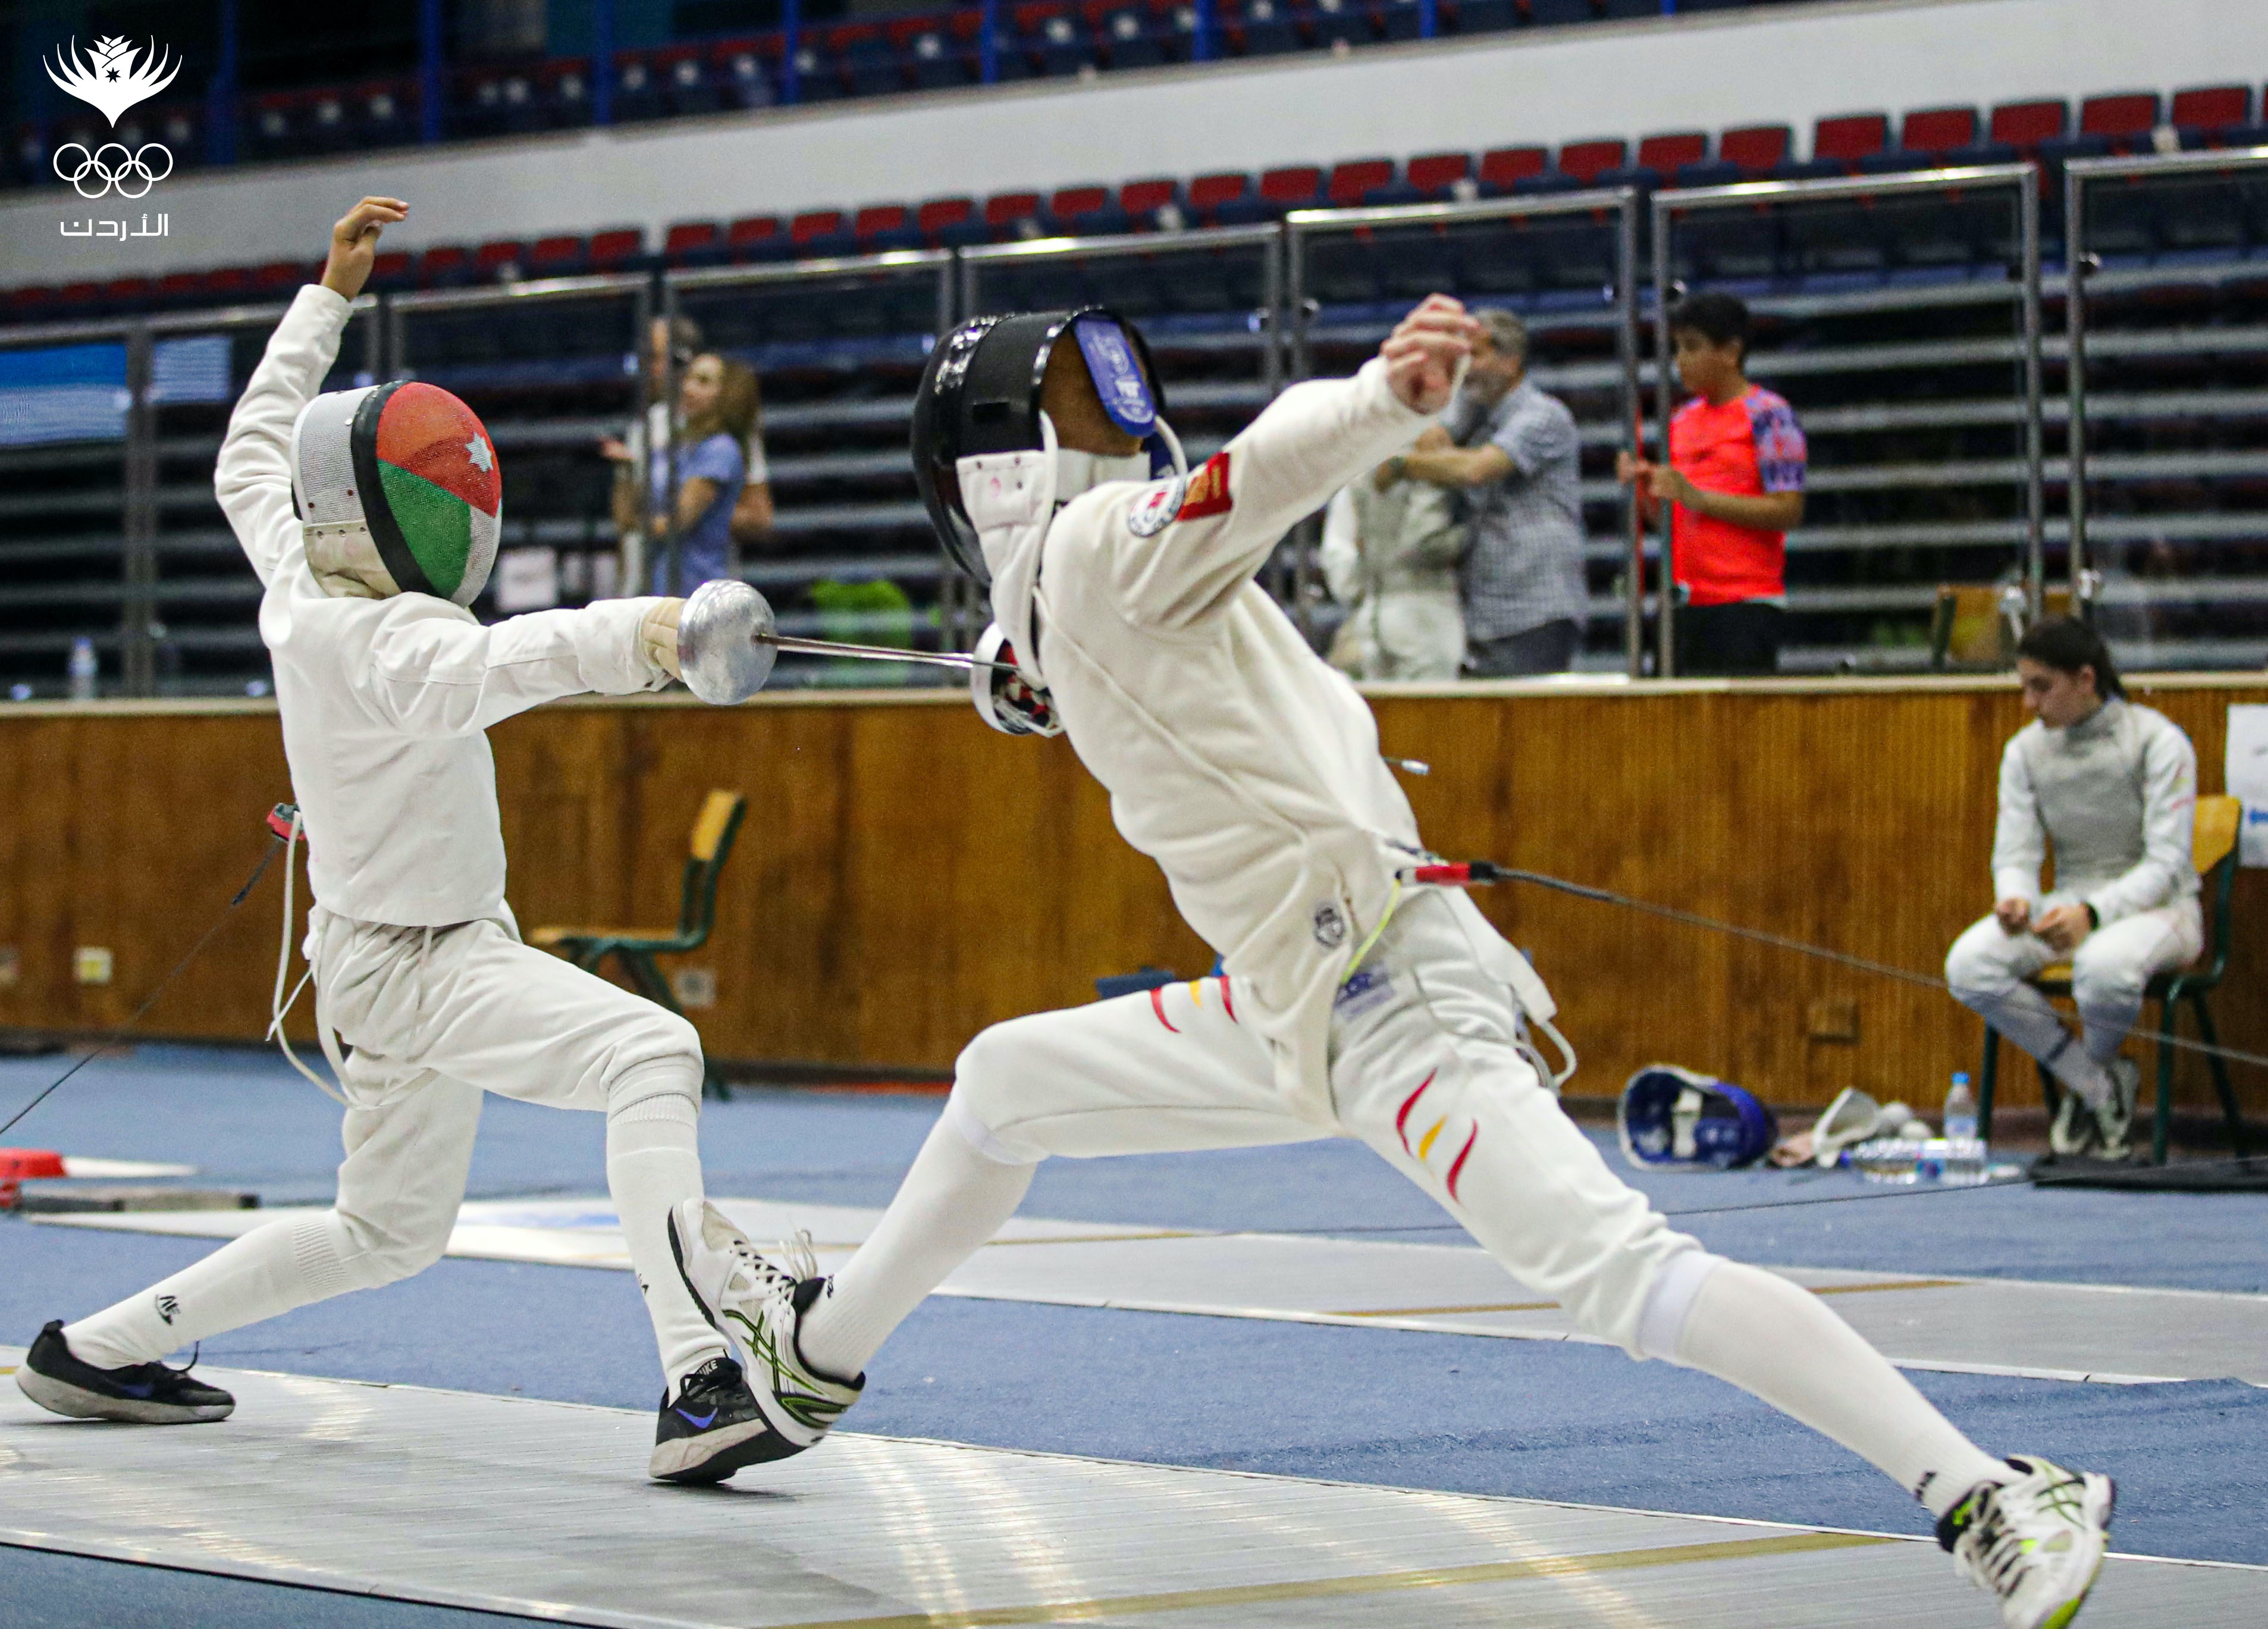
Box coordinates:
[757,632,1015,674]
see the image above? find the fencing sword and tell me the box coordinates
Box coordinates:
[676,579,1015,703]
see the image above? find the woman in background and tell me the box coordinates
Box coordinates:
[609,351,758,594]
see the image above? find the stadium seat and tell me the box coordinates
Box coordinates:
[1987,99,2067,158]
[1477,146,1551,195]
[726,215,789,262]
[1119,177,1187,227]
[835,26,904,97]
[526,234,588,277]
[369,251,416,292]
[1190,171,1256,224]
[302,89,352,153]
[589,228,644,271]
[667,221,724,266]
[1637,132,1708,174]
[1048,184,1127,235]
[1101,5,1169,69]
[901,20,967,89]
[714,41,776,109]
[419,245,473,287]
[1813,112,1890,170]
[854,204,921,250]
[544,61,593,126]
[1257,164,1326,217]
[205,267,256,301]
[101,277,156,314]
[2170,84,2260,148]
[2078,92,2160,151]
[1235,0,1303,57]
[1557,139,1627,186]
[1864,105,1982,172]
[353,83,413,148]
[475,240,528,281]
[1526,0,1598,24]
[986,190,1047,238]
[918,196,984,246]
[1406,151,1474,199]
[1720,125,1792,175]
[247,94,296,160]
[1328,158,1398,206]
[1380,0,1426,42]
[614,57,668,122]
[655,48,717,117]
[153,271,203,308]
[1021,5,1096,76]
[792,210,855,256]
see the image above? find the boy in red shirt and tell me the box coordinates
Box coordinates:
[1620,293,1806,675]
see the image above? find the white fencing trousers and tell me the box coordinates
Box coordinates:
[64,911,724,1385]
[1944,896,2203,1104]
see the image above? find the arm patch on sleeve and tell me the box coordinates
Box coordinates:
[1179,452,1233,519]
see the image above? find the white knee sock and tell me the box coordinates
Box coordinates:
[1657,1257,2009,1519]
[796,1104,1035,1381]
[606,1072,727,1389]
[65,1212,359,1370]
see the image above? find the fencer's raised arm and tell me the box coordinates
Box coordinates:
[1108,297,1473,626]
[215,283,354,588]
[349,596,680,738]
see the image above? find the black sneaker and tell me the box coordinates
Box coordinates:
[15,1320,234,1424]
[647,1354,775,1484]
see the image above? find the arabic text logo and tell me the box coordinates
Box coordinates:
[54,142,173,200]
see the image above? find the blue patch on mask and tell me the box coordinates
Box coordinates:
[1075,317,1157,437]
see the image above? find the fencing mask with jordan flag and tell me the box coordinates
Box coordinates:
[291,380,500,604]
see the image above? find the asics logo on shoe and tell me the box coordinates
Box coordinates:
[155,1294,178,1324]
[673,1406,719,1428]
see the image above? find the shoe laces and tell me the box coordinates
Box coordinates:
[1963,1468,2087,1596]
[719,1223,814,1301]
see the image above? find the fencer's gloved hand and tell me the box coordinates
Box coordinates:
[640,597,685,681]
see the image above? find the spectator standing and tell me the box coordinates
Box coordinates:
[1319,433,1469,681]
[1943,618,2200,1161]
[1620,293,1806,676]
[605,316,773,590]
[609,352,757,594]
[1386,309,1586,676]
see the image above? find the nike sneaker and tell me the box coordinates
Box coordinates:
[648,1354,776,1483]
[15,1319,234,1424]
[1940,1455,2115,1629]
[669,1199,862,1461]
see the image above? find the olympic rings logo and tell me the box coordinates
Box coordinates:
[51,141,172,199]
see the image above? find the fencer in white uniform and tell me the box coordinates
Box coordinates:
[15,199,775,1484]
[1945,625,2200,1159]
[667,297,2115,1627]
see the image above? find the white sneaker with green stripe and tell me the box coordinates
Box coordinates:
[1940,1455,2115,1629]
[668,1200,862,1461]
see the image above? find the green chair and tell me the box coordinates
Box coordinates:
[533,789,745,1101]
[1978,794,2250,1163]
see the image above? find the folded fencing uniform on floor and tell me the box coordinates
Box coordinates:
[37,285,758,1477]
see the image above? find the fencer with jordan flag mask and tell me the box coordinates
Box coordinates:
[668,295,2118,1625]
[14,198,771,1484]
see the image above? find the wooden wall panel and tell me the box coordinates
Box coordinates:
[4,678,2264,1114]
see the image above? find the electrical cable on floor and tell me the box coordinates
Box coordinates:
[0,832,287,1142]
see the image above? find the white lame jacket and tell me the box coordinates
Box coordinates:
[1006,359,1527,1111]
[220,284,673,927]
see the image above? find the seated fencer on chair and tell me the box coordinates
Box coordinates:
[1945,616,2198,1163]
[663,297,2116,1625]
[15,198,777,1484]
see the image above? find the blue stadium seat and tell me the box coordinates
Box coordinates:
[1310,0,1370,49]
[613,57,669,122]
[1236,0,1304,57]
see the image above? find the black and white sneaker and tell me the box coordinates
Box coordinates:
[648,1354,776,1484]
[2094,1058,2140,1162]
[15,1320,234,1424]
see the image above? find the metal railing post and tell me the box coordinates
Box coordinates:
[1615,191,1643,679]
[120,323,158,697]
[659,280,682,598]
[2064,161,2090,614]
[2019,165,2046,619]
[1650,191,1676,678]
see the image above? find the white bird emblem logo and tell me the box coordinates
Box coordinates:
[45,36,180,127]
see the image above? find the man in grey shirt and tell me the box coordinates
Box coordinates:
[1385,309,1587,675]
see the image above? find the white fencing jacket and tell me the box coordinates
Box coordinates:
[219,284,672,927]
[1991,697,2199,926]
[987,359,1534,1111]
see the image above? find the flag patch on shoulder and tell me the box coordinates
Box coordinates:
[1179,452,1232,519]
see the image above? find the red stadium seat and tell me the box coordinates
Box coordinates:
[667,221,722,261]
[473,239,526,277]
[1476,146,1545,190]
[1988,99,2066,154]
[527,234,587,272]
[1119,177,1181,216]
[205,267,256,298]
[10,284,57,316]
[252,260,304,290]
[156,271,203,303]
[1899,106,1977,153]
[369,250,415,289]
[853,204,910,239]
[1049,184,1112,221]
[917,197,975,235]
[1557,139,1626,185]
[1814,113,1889,165]
[2079,93,2160,141]
[1189,171,1253,211]
[104,276,156,306]
[725,215,782,257]
[792,209,846,245]
[2170,84,2253,140]
[1259,165,1323,208]
[1406,151,1472,195]
[1718,125,1790,174]
[1327,158,1395,205]
[417,245,471,285]
[1636,132,1707,174]
[985,191,1044,231]
[589,228,644,268]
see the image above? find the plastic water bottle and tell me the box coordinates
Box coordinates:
[1944,1072,1979,1144]
[67,637,97,702]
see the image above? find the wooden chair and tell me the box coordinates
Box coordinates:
[1977,794,2251,1163]
[1929,584,2073,669]
[532,790,746,1101]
